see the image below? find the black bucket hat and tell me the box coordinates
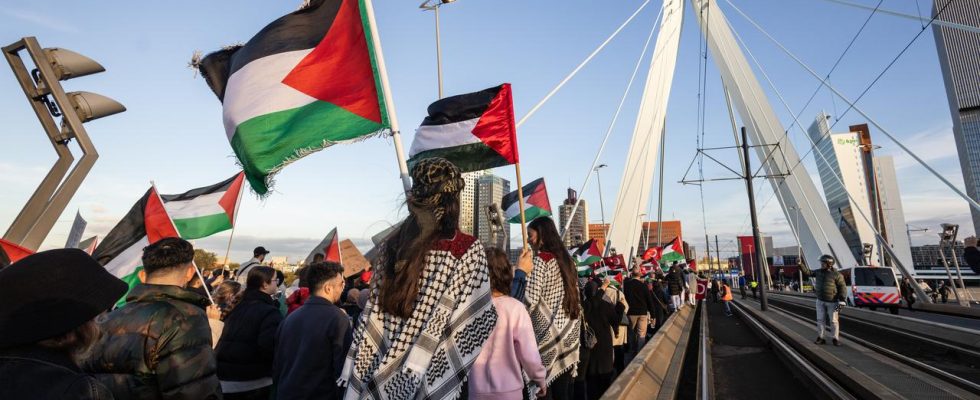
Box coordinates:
[0,248,127,348]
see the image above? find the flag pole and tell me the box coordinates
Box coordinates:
[222,173,246,271]
[363,0,411,192]
[514,163,529,250]
[150,181,215,304]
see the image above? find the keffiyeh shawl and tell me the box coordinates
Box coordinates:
[524,251,581,386]
[341,233,497,400]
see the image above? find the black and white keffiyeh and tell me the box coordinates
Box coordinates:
[341,233,497,400]
[524,251,581,386]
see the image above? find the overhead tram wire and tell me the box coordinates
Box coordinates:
[721,0,978,215]
[696,0,712,253]
[559,3,665,239]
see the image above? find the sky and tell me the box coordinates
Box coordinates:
[0,0,972,263]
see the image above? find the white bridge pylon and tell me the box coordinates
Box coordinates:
[607,0,860,271]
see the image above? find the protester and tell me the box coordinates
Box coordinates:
[623,267,654,364]
[273,261,351,400]
[0,249,125,399]
[900,277,916,311]
[509,216,583,400]
[738,274,747,299]
[208,281,243,347]
[82,238,222,399]
[342,158,497,400]
[237,246,269,284]
[720,281,734,317]
[812,255,846,346]
[601,278,629,373]
[666,264,685,311]
[710,279,720,303]
[469,247,547,400]
[341,288,362,324]
[286,266,311,314]
[687,268,698,306]
[583,280,619,400]
[650,279,669,330]
[216,266,284,399]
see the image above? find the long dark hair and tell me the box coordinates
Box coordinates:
[378,193,461,319]
[529,217,581,319]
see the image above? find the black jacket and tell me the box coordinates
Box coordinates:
[965,246,980,274]
[623,278,655,316]
[0,346,114,400]
[216,289,283,381]
[273,296,352,400]
[584,294,618,376]
[666,269,684,295]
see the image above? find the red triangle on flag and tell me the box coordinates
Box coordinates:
[145,188,180,243]
[0,239,34,264]
[282,0,381,124]
[471,83,519,164]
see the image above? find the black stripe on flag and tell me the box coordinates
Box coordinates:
[198,0,343,101]
[501,177,544,212]
[159,173,238,202]
[420,85,505,126]
[92,190,150,266]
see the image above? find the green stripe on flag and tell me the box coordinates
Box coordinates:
[231,101,384,194]
[173,213,233,240]
[115,266,143,308]
[577,265,591,277]
[408,142,511,173]
[507,206,551,224]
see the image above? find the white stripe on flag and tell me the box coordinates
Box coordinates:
[164,192,227,220]
[222,49,316,140]
[103,236,150,278]
[504,199,533,221]
[409,117,481,157]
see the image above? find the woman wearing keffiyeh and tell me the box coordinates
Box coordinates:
[516,216,582,399]
[341,158,497,400]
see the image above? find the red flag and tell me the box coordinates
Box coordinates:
[695,278,709,300]
[306,228,342,264]
[0,239,34,265]
[643,246,662,262]
[603,255,626,271]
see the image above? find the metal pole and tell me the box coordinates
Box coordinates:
[742,127,768,311]
[936,239,962,304]
[596,167,607,227]
[434,5,443,99]
[656,122,666,247]
[715,235,721,274]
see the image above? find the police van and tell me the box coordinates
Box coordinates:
[837,266,902,314]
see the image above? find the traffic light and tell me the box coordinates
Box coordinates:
[2,37,126,250]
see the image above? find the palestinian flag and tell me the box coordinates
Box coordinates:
[161,172,245,239]
[501,178,551,224]
[573,239,602,266]
[197,0,389,195]
[77,236,99,255]
[92,188,180,306]
[305,227,341,264]
[659,237,685,267]
[0,239,34,267]
[576,265,592,277]
[408,84,519,172]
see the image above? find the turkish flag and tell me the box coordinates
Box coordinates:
[695,278,709,300]
[642,246,662,262]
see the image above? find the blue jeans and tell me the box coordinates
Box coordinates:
[723,300,732,315]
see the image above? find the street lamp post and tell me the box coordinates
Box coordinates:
[420,0,457,99]
[594,164,608,226]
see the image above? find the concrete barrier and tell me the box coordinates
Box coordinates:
[601,306,696,400]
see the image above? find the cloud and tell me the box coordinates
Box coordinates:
[2,9,79,34]
[192,234,376,265]
[890,125,958,170]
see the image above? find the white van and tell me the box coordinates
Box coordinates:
[838,266,902,315]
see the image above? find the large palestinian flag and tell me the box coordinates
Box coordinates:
[197,0,389,195]
[501,178,551,224]
[305,227,341,265]
[161,172,245,239]
[408,84,519,172]
[92,188,180,306]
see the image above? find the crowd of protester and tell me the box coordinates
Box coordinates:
[0,157,706,400]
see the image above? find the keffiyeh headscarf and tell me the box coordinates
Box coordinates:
[408,157,464,221]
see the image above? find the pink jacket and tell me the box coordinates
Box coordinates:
[468,296,547,400]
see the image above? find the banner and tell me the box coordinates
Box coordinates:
[695,278,708,300]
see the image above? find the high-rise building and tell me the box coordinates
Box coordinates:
[559,188,589,247]
[807,113,913,268]
[459,171,487,235]
[474,173,511,252]
[933,1,980,232]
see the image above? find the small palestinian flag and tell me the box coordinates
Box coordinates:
[576,265,592,277]
[197,0,389,195]
[573,239,602,266]
[408,84,519,172]
[0,239,34,267]
[501,178,551,224]
[305,227,342,265]
[93,188,180,306]
[161,172,245,239]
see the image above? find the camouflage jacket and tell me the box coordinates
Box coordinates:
[81,284,222,400]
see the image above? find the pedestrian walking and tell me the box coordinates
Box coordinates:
[623,268,653,364]
[601,281,629,373]
[687,268,698,306]
[236,246,269,284]
[342,158,497,400]
[468,248,547,400]
[720,281,734,317]
[273,261,351,400]
[938,281,951,303]
[812,255,847,346]
[749,279,759,299]
[82,238,222,399]
[666,264,684,311]
[511,216,582,400]
[0,249,125,400]
[899,277,916,311]
[216,265,284,399]
[209,280,243,347]
[710,280,720,303]
[583,280,618,400]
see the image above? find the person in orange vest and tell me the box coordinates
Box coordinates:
[721,281,734,317]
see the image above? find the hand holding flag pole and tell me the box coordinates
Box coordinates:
[151,181,215,305]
